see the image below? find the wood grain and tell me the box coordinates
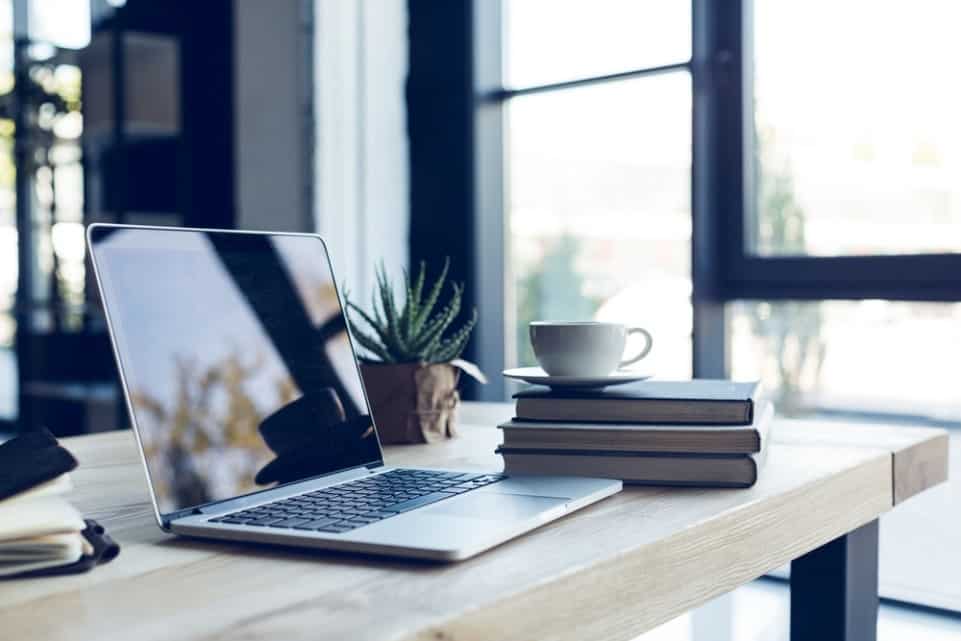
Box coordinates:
[0,402,947,641]
[771,418,950,504]
[464,403,952,504]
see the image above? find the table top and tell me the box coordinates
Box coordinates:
[0,402,948,641]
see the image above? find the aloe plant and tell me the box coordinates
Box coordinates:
[345,259,477,364]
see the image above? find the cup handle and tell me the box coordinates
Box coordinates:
[618,327,653,369]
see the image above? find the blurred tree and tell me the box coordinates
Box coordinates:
[132,350,293,510]
[515,235,600,367]
[748,132,826,415]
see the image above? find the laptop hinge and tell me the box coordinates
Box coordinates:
[162,507,202,528]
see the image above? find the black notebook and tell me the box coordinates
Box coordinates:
[514,380,761,425]
[500,402,772,454]
[497,445,767,488]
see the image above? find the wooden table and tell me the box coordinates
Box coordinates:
[0,403,948,641]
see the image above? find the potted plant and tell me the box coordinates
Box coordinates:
[345,259,485,444]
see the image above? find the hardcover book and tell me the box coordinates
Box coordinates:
[498,447,767,488]
[514,379,761,425]
[500,402,772,454]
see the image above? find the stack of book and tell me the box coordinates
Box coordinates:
[496,380,772,488]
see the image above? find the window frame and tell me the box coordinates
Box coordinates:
[712,1,961,303]
[470,0,700,399]
[408,0,961,401]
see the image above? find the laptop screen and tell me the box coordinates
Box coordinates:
[88,226,384,516]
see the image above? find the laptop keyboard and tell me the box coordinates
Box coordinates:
[208,469,505,534]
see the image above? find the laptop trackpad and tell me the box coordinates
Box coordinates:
[424,492,565,521]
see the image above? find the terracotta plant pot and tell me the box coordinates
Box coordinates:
[360,362,461,444]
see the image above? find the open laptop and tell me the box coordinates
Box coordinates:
[87,224,621,561]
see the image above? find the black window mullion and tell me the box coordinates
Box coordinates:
[692,0,744,377]
[721,0,961,303]
[732,254,961,301]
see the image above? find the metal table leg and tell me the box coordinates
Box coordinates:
[790,519,880,641]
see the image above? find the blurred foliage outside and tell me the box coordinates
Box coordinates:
[514,235,601,367]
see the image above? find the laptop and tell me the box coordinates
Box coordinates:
[87,224,621,561]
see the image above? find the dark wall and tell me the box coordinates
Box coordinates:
[12,0,238,436]
[96,0,235,228]
[406,0,478,366]
[178,0,235,229]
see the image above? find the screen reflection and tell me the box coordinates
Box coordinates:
[89,227,381,515]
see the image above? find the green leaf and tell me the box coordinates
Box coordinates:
[407,260,427,322]
[432,333,466,362]
[345,256,475,364]
[399,266,415,344]
[412,257,449,334]
[346,300,389,344]
[405,262,426,339]
[431,309,477,362]
[371,290,385,327]
[347,321,393,363]
[410,283,462,357]
[378,264,410,359]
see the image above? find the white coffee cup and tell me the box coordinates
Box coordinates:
[529,321,653,377]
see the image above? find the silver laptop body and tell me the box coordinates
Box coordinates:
[87,224,620,561]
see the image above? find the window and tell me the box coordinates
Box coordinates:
[0,0,88,426]
[730,301,961,421]
[726,0,961,413]
[468,0,961,407]
[506,74,693,378]
[751,1,961,257]
[504,0,690,88]
[448,0,961,613]
[491,1,694,387]
[0,0,13,423]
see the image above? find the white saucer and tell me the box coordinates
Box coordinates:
[502,367,653,390]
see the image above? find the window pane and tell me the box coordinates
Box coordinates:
[0,0,13,422]
[730,300,961,422]
[508,73,692,378]
[729,300,961,614]
[505,0,691,89]
[752,1,961,256]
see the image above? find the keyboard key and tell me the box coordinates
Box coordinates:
[451,473,484,481]
[365,510,398,519]
[444,486,473,494]
[324,512,351,521]
[349,516,379,523]
[228,469,489,525]
[293,518,340,530]
[388,491,457,513]
[268,517,311,528]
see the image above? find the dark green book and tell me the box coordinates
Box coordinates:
[514,380,761,425]
[497,444,768,488]
[500,402,772,454]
